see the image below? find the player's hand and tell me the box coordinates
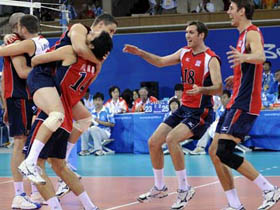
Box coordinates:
[4,34,18,45]
[186,84,202,95]
[123,44,142,56]
[224,75,234,90]
[3,109,8,125]
[227,45,245,68]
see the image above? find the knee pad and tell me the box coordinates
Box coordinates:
[216,139,244,170]
[73,116,92,132]
[43,111,64,132]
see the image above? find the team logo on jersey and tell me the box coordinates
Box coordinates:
[221,126,229,132]
[187,121,195,128]
[195,60,201,67]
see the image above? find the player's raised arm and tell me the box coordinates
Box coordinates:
[69,23,101,64]
[123,44,181,68]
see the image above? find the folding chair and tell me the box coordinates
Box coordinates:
[101,138,115,155]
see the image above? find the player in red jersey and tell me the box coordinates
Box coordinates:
[18,30,112,210]
[123,21,222,209]
[209,1,280,210]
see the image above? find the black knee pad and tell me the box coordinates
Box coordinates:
[216,139,244,170]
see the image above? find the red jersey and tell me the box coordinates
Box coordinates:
[54,57,100,132]
[2,34,31,99]
[180,47,220,108]
[226,25,264,115]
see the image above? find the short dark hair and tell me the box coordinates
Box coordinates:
[174,83,183,91]
[91,31,113,60]
[109,86,120,98]
[93,92,104,100]
[187,21,208,40]
[19,15,39,34]
[222,89,231,98]
[231,0,255,20]
[93,13,118,26]
[264,61,272,67]
[169,98,180,110]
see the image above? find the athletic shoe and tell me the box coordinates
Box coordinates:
[18,160,46,185]
[189,147,206,155]
[94,150,104,156]
[258,186,280,210]
[56,179,70,198]
[78,150,90,156]
[221,204,246,210]
[170,186,195,210]
[11,192,41,209]
[30,191,47,205]
[137,185,168,202]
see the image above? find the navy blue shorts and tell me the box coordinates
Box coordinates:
[24,111,69,159]
[164,105,214,139]
[6,98,36,137]
[216,108,258,140]
[27,64,58,96]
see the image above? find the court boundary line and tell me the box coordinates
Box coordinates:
[103,176,241,210]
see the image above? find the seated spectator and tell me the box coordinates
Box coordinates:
[196,0,216,13]
[160,0,177,14]
[267,68,280,104]
[190,89,231,155]
[105,86,129,114]
[133,89,140,101]
[121,88,134,109]
[262,0,278,9]
[82,89,95,111]
[132,87,158,112]
[79,92,115,156]
[164,97,181,119]
[169,83,183,104]
[262,61,276,107]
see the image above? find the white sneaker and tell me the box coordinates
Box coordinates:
[18,160,46,185]
[189,147,206,155]
[137,185,168,202]
[11,192,41,209]
[221,204,246,210]
[258,186,280,210]
[56,179,70,198]
[30,191,47,205]
[171,186,195,210]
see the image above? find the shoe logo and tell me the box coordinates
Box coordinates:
[221,126,228,131]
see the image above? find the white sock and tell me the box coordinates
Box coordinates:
[47,197,62,210]
[78,191,96,210]
[225,189,242,208]
[26,139,45,164]
[66,142,75,161]
[31,182,38,194]
[14,182,24,196]
[153,168,165,190]
[175,169,189,191]
[253,174,274,191]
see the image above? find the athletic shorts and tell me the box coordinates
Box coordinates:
[24,111,70,159]
[215,108,258,140]
[6,98,36,137]
[27,64,59,96]
[164,105,214,139]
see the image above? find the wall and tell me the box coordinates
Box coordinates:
[1,26,280,100]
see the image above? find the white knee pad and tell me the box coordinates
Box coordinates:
[73,116,92,133]
[43,111,65,132]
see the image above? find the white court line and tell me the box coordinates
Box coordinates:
[104,177,241,210]
[0,180,13,185]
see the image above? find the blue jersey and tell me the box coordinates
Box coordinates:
[91,106,115,134]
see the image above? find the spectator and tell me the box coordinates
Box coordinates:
[267,68,280,104]
[105,86,129,114]
[262,0,278,9]
[160,0,177,14]
[190,89,231,155]
[262,61,276,107]
[132,87,158,112]
[164,97,181,120]
[121,88,134,109]
[82,89,95,111]
[196,0,216,13]
[148,0,161,15]
[79,92,115,156]
[133,89,140,101]
[93,0,104,16]
[169,83,183,104]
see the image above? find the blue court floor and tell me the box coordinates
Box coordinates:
[0,151,280,177]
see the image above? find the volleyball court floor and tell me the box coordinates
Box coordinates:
[0,151,280,210]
